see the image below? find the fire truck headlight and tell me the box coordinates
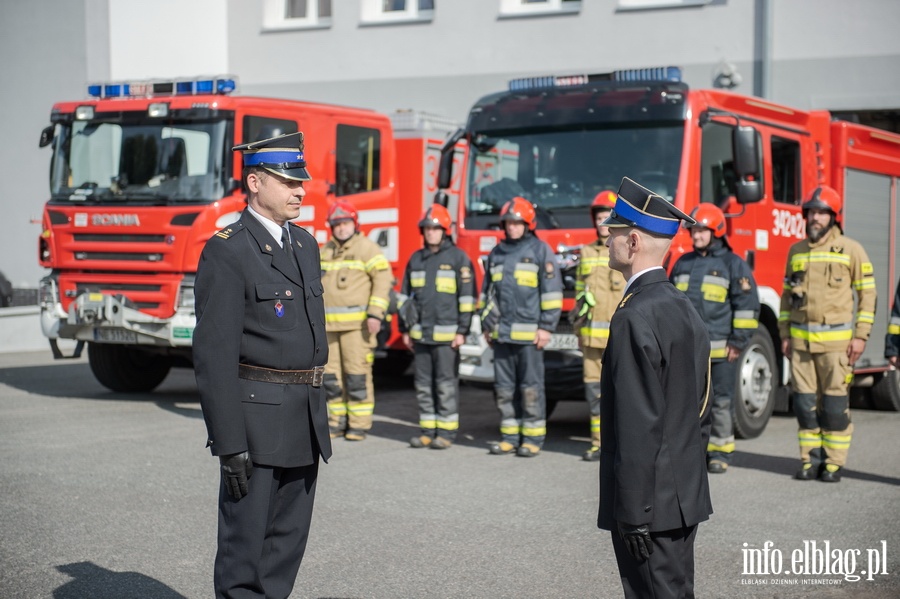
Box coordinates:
[148,103,169,118]
[75,106,94,120]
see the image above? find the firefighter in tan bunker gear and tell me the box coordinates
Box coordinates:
[574,191,625,462]
[779,186,876,483]
[321,201,394,441]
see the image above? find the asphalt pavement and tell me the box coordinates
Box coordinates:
[1,350,898,598]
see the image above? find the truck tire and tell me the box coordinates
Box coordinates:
[871,369,900,411]
[88,343,172,392]
[733,326,777,439]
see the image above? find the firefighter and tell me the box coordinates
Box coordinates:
[321,200,393,441]
[670,203,760,474]
[887,277,900,367]
[779,186,877,482]
[398,204,475,449]
[574,191,625,462]
[481,196,563,457]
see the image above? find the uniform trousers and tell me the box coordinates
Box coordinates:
[413,343,460,441]
[790,348,854,466]
[324,327,377,432]
[493,342,547,448]
[708,358,738,463]
[582,346,604,447]
[215,462,319,599]
[611,524,698,599]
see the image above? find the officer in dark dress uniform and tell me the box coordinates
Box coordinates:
[193,131,332,599]
[597,177,713,599]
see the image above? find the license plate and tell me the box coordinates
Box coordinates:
[546,333,579,351]
[93,329,138,344]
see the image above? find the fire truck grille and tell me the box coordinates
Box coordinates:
[73,234,167,242]
[74,252,164,261]
[75,283,162,293]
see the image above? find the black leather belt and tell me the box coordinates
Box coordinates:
[238,364,324,387]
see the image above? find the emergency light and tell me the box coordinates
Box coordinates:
[86,76,238,99]
[508,66,682,91]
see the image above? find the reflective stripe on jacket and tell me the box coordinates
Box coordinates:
[321,232,393,332]
[575,239,625,349]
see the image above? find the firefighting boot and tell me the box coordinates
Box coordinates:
[409,435,433,448]
[819,464,843,483]
[582,446,601,462]
[430,437,452,450]
[345,429,367,441]
[707,460,728,474]
[794,462,819,481]
[516,443,541,458]
[488,441,516,455]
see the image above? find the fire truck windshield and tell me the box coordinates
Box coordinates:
[465,123,684,230]
[49,118,229,204]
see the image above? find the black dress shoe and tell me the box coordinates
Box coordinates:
[795,462,818,481]
[819,465,842,483]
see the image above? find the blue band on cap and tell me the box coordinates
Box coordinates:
[614,198,681,236]
[243,151,305,166]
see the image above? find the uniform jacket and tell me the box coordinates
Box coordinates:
[575,238,625,349]
[321,232,393,332]
[193,210,332,468]
[399,238,475,344]
[480,233,563,344]
[778,226,876,353]
[670,239,760,360]
[886,278,900,359]
[598,269,713,532]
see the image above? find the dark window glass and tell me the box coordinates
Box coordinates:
[242,116,297,144]
[336,125,381,196]
[771,136,801,205]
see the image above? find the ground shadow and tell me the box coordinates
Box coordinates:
[54,561,187,599]
[731,450,900,486]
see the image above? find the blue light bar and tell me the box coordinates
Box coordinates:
[86,75,239,99]
[508,66,681,92]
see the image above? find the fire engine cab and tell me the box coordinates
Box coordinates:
[37,76,459,391]
[437,67,900,436]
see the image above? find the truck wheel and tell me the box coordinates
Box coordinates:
[871,370,900,411]
[88,343,172,392]
[733,326,777,439]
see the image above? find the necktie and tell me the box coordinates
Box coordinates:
[282,226,300,274]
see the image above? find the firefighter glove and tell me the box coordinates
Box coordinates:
[577,290,596,318]
[618,521,653,561]
[220,451,253,500]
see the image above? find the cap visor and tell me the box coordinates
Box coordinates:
[600,213,633,228]
[264,166,311,181]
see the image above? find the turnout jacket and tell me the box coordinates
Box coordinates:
[574,238,625,349]
[193,211,332,468]
[778,226,876,353]
[321,232,393,332]
[398,238,475,344]
[480,233,563,344]
[670,240,760,360]
[886,278,900,359]
[598,269,712,532]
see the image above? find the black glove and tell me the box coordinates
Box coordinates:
[219,451,253,500]
[617,521,653,561]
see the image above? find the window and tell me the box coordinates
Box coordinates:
[499,0,580,17]
[336,125,382,196]
[262,0,332,31]
[361,0,434,24]
[771,136,801,205]
[617,0,711,11]
[242,116,298,145]
[700,121,748,207]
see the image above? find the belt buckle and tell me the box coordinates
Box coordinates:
[312,366,324,387]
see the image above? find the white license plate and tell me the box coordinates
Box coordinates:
[93,329,138,344]
[546,333,579,351]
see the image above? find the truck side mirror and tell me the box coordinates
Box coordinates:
[437,128,465,190]
[39,125,54,148]
[732,125,762,204]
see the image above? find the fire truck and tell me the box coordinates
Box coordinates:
[37,76,460,392]
[437,66,900,437]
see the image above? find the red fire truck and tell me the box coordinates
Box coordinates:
[437,67,900,437]
[37,76,461,391]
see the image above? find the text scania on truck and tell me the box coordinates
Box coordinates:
[434,67,900,435]
[37,76,460,391]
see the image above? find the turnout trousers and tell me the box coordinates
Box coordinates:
[708,358,738,464]
[493,342,547,448]
[790,348,854,467]
[413,343,460,441]
[582,346,604,447]
[215,462,319,599]
[324,328,376,433]
[611,525,698,599]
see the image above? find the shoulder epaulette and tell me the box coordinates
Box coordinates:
[214,222,244,240]
[618,292,634,309]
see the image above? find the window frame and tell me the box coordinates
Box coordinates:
[499,0,581,18]
[616,0,711,12]
[262,0,332,32]
[360,0,434,25]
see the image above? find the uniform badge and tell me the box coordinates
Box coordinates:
[618,292,633,309]
[739,277,752,292]
[545,261,556,279]
[285,290,292,297]
[265,244,273,252]
[274,301,285,317]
